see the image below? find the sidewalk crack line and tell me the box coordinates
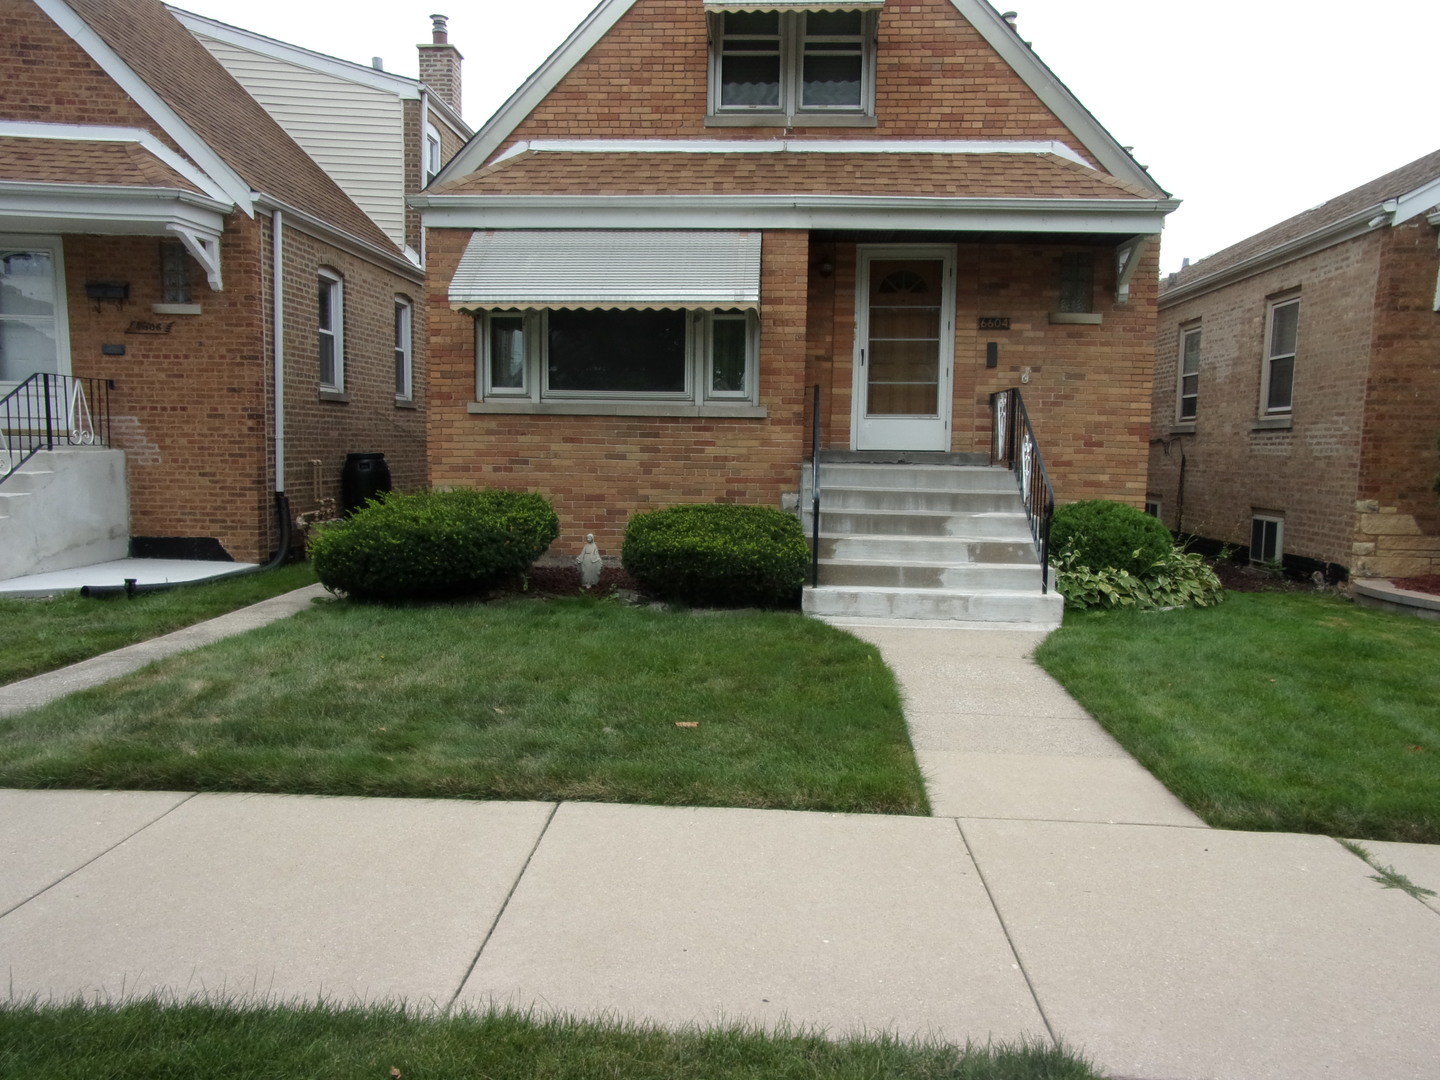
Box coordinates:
[446,801,560,1013]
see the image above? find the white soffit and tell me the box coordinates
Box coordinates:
[450,230,762,310]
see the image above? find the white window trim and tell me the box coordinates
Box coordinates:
[0,233,72,387]
[318,268,344,392]
[1261,295,1299,416]
[1144,498,1162,520]
[394,296,413,402]
[475,309,760,407]
[425,122,443,185]
[1177,324,1200,422]
[706,10,877,125]
[1250,514,1284,566]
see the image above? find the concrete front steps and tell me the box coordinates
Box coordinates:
[801,461,1062,628]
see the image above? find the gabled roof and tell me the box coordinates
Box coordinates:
[432,0,1161,194]
[45,0,401,257]
[1162,147,1440,305]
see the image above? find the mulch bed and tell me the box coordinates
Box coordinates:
[525,564,639,597]
[1391,575,1440,597]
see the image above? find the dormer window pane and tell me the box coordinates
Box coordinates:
[721,54,782,106]
[802,50,862,107]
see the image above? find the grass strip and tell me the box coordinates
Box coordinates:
[0,1001,1101,1080]
[1035,591,1440,843]
[0,563,317,686]
[0,597,927,815]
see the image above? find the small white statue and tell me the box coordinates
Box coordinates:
[578,532,603,588]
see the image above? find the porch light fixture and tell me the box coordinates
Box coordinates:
[817,255,834,276]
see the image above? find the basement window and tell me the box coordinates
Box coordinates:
[1250,514,1284,566]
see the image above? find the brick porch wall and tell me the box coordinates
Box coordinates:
[426,228,811,554]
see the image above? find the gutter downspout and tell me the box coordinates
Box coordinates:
[419,89,431,267]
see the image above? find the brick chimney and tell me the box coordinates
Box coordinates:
[418,14,463,114]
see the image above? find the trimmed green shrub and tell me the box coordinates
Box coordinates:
[622,503,809,608]
[309,488,559,602]
[1049,499,1173,578]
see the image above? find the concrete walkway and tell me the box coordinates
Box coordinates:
[2,599,1439,1080]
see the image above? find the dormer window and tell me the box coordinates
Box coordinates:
[706,7,879,127]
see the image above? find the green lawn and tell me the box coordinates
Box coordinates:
[0,1002,1100,1080]
[0,596,927,815]
[1035,591,1440,843]
[0,562,317,686]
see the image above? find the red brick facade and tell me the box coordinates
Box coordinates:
[1149,218,1440,577]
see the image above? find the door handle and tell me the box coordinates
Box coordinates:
[860,348,866,367]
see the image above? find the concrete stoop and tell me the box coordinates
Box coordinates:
[801,462,1062,627]
[0,447,129,581]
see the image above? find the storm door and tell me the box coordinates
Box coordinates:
[853,246,953,450]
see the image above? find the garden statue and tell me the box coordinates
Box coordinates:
[578,533,603,588]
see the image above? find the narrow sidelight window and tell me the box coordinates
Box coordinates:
[318,269,344,390]
[1178,326,1200,420]
[1262,297,1299,414]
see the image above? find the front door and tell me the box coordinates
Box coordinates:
[853,246,954,451]
[1,236,70,400]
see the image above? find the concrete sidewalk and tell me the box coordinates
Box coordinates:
[1,602,1438,1079]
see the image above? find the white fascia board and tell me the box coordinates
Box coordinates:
[432,0,641,185]
[417,194,1176,234]
[1159,207,1385,309]
[0,120,236,206]
[170,7,423,99]
[946,0,1162,194]
[0,181,229,234]
[254,194,425,283]
[34,0,255,216]
[1392,174,1440,227]
[497,137,1092,167]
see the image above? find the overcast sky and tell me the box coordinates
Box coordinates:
[172,0,1436,275]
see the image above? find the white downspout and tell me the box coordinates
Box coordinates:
[419,89,430,267]
[272,208,285,493]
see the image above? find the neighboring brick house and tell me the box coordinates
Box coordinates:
[1148,149,1440,581]
[417,0,1177,559]
[0,0,441,569]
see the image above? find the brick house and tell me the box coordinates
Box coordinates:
[0,0,446,575]
[418,0,1176,618]
[1148,149,1440,581]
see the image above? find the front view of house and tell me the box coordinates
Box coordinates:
[419,0,1176,616]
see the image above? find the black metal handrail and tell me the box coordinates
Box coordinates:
[1,373,112,486]
[990,388,1055,594]
[809,382,821,587]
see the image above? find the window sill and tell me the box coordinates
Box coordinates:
[469,400,768,419]
[394,397,418,410]
[1252,415,1292,431]
[152,303,202,315]
[1048,312,1103,325]
[319,389,350,403]
[1169,422,1196,435]
[704,113,877,128]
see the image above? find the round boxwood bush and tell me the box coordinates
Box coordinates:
[309,488,559,602]
[1049,499,1173,577]
[622,503,809,608]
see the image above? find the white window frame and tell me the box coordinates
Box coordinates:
[425,122,443,185]
[1250,514,1284,566]
[1261,296,1299,415]
[707,10,877,125]
[1144,498,1162,520]
[475,309,760,406]
[1177,324,1200,421]
[393,296,413,402]
[318,268,344,391]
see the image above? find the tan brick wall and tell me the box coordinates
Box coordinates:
[269,218,429,536]
[64,222,272,561]
[499,0,1097,161]
[426,228,811,553]
[807,237,1157,506]
[1149,232,1386,570]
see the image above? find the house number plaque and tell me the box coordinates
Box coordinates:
[977,317,1011,330]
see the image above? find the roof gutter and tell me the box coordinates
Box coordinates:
[255,194,423,283]
[1160,205,1389,308]
[415,193,1179,234]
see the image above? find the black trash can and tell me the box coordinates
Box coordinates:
[341,451,391,515]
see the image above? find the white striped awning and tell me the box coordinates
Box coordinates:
[449,230,762,311]
[703,0,884,11]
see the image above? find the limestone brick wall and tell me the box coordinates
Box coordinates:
[1148,232,1384,569]
[426,229,811,552]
